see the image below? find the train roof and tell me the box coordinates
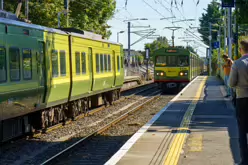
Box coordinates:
[0,17,120,45]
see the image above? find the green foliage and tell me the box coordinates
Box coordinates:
[4,0,116,38]
[198,0,222,46]
[144,36,169,55]
[137,55,144,64]
[236,0,248,24]
[70,0,116,38]
[186,45,196,54]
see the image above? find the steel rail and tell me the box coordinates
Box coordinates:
[31,83,156,139]
[40,90,161,165]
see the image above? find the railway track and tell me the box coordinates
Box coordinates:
[0,82,167,165]
[31,82,157,139]
[40,89,162,165]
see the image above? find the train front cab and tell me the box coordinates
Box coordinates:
[154,54,190,92]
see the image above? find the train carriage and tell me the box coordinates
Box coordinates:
[153,47,204,92]
[0,17,124,142]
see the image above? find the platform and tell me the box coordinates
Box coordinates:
[124,76,142,83]
[105,76,241,165]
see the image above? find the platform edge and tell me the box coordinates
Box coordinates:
[104,76,206,165]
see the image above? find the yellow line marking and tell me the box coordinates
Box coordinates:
[163,76,207,165]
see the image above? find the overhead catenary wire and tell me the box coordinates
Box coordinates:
[116,0,206,52]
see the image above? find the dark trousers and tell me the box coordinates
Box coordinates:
[236,97,248,164]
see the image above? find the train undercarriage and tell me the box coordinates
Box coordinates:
[0,89,121,143]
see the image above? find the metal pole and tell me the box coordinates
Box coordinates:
[25,0,29,20]
[228,7,232,59]
[209,23,212,76]
[218,25,221,75]
[58,12,61,28]
[128,22,131,65]
[146,49,149,81]
[234,14,237,60]
[66,0,69,27]
[117,32,119,43]
[235,5,239,60]
[146,58,149,81]
[0,0,3,10]
[172,30,175,47]
[224,9,227,53]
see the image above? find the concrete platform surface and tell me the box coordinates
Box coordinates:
[105,76,241,165]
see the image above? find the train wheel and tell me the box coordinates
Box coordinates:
[103,93,108,107]
[41,110,48,133]
[84,98,89,116]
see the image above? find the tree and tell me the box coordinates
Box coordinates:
[236,0,248,24]
[198,0,222,46]
[69,0,115,38]
[186,45,197,54]
[144,36,169,55]
[3,0,116,38]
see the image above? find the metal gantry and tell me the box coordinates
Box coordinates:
[124,18,159,65]
[164,27,182,47]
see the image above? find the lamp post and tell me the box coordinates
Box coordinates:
[123,18,148,66]
[164,27,182,47]
[117,31,124,43]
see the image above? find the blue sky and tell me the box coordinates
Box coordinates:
[107,0,213,57]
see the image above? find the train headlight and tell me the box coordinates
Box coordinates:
[185,72,188,75]
[180,72,184,76]
[156,72,159,76]
[160,72,164,76]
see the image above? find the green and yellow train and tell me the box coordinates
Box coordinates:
[0,17,124,142]
[153,47,204,91]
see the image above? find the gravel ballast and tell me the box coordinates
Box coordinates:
[0,86,162,165]
[50,94,175,165]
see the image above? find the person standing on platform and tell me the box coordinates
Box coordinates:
[222,54,233,97]
[229,40,248,165]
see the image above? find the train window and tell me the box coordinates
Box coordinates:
[108,55,111,71]
[121,56,123,68]
[81,52,86,74]
[9,47,20,81]
[22,49,32,80]
[60,51,66,76]
[155,56,167,66]
[104,54,108,71]
[51,50,58,77]
[75,52,80,75]
[96,54,100,73]
[167,56,177,66]
[117,55,120,71]
[0,47,6,83]
[178,56,189,67]
[100,54,104,72]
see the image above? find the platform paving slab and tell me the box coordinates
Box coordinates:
[178,76,240,165]
[107,77,204,165]
[106,76,240,165]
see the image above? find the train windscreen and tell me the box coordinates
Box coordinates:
[155,55,189,67]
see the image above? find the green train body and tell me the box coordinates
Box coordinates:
[0,18,124,142]
[153,47,204,91]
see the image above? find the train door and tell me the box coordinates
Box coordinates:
[38,41,47,104]
[88,47,93,91]
[112,50,116,86]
